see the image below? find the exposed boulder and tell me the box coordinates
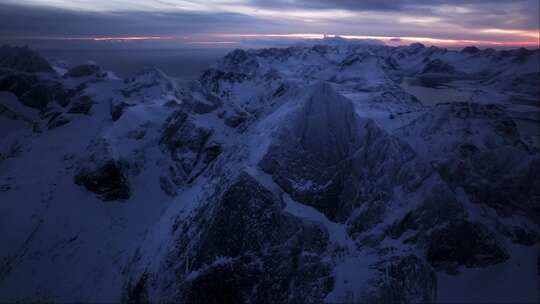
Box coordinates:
[201,143,222,164]
[46,112,71,129]
[220,109,248,128]
[110,101,131,121]
[74,160,130,201]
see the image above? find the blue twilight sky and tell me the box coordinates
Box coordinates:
[0,0,538,47]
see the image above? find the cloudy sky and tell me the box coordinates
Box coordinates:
[0,0,538,47]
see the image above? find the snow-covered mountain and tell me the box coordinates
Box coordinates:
[0,42,539,303]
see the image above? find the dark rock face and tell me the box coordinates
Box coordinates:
[504,72,540,97]
[348,198,390,237]
[74,160,130,201]
[121,67,175,98]
[132,173,333,303]
[398,103,525,151]
[260,82,362,221]
[198,49,264,99]
[339,53,369,68]
[162,113,212,155]
[0,70,38,97]
[179,251,333,304]
[200,68,251,96]
[386,184,466,242]
[68,95,94,114]
[180,256,261,304]
[437,149,540,221]
[20,81,70,110]
[426,220,509,271]
[503,47,536,63]
[220,49,260,75]
[202,143,222,164]
[110,101,131,121]
[191,173,296,267]
[64,64,102,78]
[366,255,437,304]
[221,110,247,128]
[499,225,539,246]
[188,93,222,114]
[261,83,428,222]
[0,45,54,73]
[291,83,361,164]
[125,273,150,304]
[0,104,20,121]
[461,46,481,54]
[160,110,213,186]
[510,227,538,246]
[159,176,177,196]
[421,59,458,74]
[47,112,71,129]
[0,68,70,110]
[397,102,538,222]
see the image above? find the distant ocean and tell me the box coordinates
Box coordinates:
[39,48,232,80]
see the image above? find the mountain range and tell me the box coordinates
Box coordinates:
[0,41,539,303]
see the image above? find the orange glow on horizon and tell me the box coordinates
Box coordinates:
[217,33,539,47]
[479,29,539,39]
[91,36,174,41]
[21,33,538,47]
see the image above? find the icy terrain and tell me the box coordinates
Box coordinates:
[0,42,539,303]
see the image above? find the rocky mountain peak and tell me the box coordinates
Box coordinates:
[0,45,54,73]
[294,81,360,163]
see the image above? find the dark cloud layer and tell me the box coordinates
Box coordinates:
[253,0,532,11]
[252,0,540,30]
[0,3,279,38]
[0,0,537,48]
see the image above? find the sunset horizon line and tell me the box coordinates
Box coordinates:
[3,33,538,48]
